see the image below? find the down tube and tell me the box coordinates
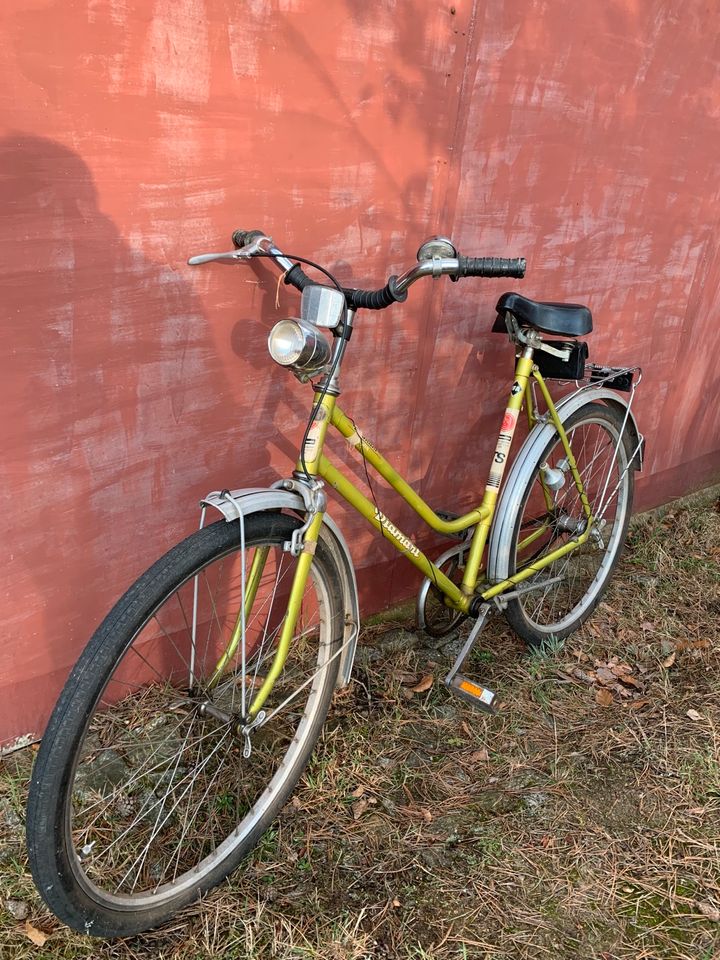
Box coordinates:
[318,456,472,614]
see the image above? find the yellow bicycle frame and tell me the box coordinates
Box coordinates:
[237,352,593,718]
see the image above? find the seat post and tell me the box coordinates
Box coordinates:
[520,328,543,362]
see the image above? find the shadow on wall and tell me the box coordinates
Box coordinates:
[0,134,262,743]
[0,135,517,745]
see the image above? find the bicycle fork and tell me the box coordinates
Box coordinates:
[203,509,325,723]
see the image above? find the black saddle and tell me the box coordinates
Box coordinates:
[494,292,592,337]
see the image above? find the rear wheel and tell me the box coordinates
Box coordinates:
[27,512,344,937]
[503,403,635,646]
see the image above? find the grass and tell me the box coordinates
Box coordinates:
[1,486,720,958]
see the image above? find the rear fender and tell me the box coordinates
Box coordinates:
[487,388,643,585]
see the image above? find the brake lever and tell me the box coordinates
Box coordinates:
[187,235,269,266]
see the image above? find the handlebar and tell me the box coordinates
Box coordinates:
[188,230,526,311]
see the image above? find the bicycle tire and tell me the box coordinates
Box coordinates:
[27,512,344,937]
[502,402,634,646]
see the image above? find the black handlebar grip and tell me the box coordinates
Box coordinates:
[344,276,408,310]
[456,256,526,279]
[231,228,266,249]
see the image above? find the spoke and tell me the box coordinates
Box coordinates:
[109,712,199,885]
[259,628,348,729]
[201,567,227,673]
[149,614,193,678]
[166,728,232,880]
[116,725,233,893]
[77,711,191,820]
[89,718,229,859]
[236,552,287,715]
[174,588,196,689]
[125,643,180,689]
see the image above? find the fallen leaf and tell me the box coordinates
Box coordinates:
[617,674,643,690]
[352,798,368,820]
[595,688,614,707]
[468,747,489,763]
[640,621,654,632]
[421,808,433,822]
[697,901,720,922]
[596,667,616,685]
[687,709,703,721]
[24,922,48,947]
[411,675,434,694]
[662,652,676,669]
[392,898,401,908]
[350,785,366,799]
[627,698,650,710]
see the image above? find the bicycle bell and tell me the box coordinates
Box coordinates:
[416,236,457,261]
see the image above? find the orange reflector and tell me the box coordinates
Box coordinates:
[459,679,485,698]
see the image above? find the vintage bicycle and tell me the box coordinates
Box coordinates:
[27,230,643,936]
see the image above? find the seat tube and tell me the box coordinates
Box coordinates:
[461,346,535,594]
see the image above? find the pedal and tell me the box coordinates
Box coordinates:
[446,674,498,713]
[443,604,498,715]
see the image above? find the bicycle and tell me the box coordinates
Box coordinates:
[26,229,644,936]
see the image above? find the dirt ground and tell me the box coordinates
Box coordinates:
[1,486,719,959]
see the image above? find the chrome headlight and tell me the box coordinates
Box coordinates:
[268,317,331,374]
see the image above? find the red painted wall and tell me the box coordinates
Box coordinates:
[2,0,718,746]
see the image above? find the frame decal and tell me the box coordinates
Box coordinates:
[486,407,519,492]
[374,508,420,557]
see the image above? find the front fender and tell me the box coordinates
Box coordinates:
[487,387,643,585]
[201,486,360,687]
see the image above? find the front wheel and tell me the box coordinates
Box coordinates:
[502,402,635,646]
[27,512,344,937]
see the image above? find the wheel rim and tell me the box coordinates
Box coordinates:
[64,530,337,908]
[513,414,630,634]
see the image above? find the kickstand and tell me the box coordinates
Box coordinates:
[444,603,498,714]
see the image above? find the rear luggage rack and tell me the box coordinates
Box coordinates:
[587,364,635,392]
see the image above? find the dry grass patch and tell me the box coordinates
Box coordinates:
[2,487,720,958]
